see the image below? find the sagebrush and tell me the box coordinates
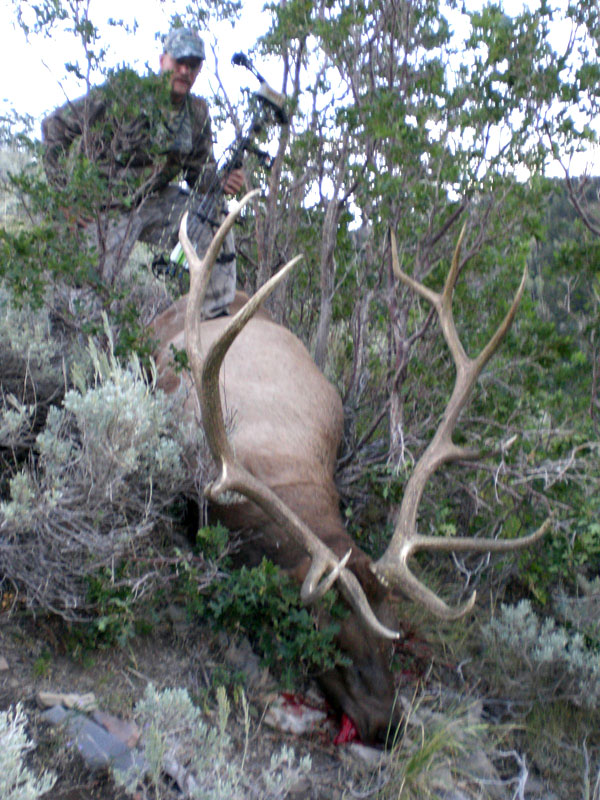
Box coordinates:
[0,316,215,618]
[114,684,311,799]
[482,599,600,707]
[0,704,55,800]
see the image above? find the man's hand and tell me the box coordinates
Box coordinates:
[222,168,244,195]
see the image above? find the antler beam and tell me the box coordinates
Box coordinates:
[372,228,550,619]
[182,192,400,640]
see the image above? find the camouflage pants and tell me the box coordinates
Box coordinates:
[90,185,236,318]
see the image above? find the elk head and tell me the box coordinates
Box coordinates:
[176,191,549,743]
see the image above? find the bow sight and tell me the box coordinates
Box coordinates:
[231,52,288,125]
[222,52,288,178]
[192,53,288,226]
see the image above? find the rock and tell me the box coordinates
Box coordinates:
[40,705,146,775]
[38,691,97,712]
[40,705,69,726]
[92,709,140,748]
[112,748,147,777]
[166,603,191,637]
[287,776,312,798]
[0,655,9,671]
[523,774,560,800]
[460,748,505,800]
[346,743,388,767]
[163,752,200,796]
[223,634,273,691]
[264,693,328,736]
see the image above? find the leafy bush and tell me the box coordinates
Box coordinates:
[183,553,349,685]
[0,704,55,800]
[114,684,311,799]
[0,324,214,619]
[481,599,600,707]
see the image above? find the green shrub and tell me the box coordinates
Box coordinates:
[183,550,349,686]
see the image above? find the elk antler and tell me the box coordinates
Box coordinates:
[182,192,400,640]
[372,228,551,619]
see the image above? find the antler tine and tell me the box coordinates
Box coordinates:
[183,189,260,413]
[402,516,552,556]
[180,189,260,305]
[183,198,400,641]
[443,223,467,307]
[375,517,552,621]
[477,264,528,372]
[304,550,352,603]
[374,228,548,620]
[391,230,439,308]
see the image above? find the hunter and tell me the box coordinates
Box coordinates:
[42,27,244,317]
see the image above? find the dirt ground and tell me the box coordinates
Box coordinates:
[0,603,390,800]
[3,593,570,800]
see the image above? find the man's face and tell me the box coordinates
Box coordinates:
[159,53,203,101]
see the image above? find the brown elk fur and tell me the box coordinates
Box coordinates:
[150,290,400,744]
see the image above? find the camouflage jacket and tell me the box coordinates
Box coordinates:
[41,69,218,209]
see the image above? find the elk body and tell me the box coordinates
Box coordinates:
[151,288,399,743]
[150,193,549,744]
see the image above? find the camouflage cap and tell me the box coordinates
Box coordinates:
[164,28,205,61]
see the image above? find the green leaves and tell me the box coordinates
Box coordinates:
[195,558,349,685]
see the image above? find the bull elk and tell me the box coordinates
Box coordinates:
[150,191,550,744]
